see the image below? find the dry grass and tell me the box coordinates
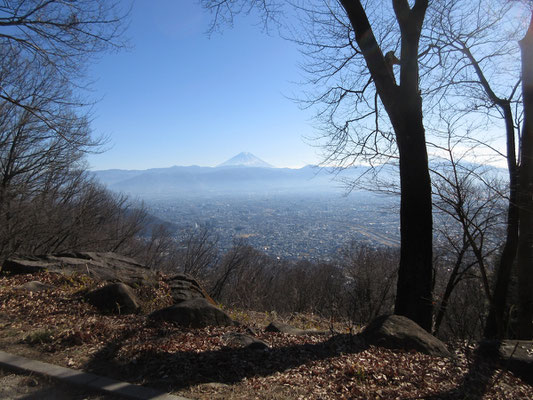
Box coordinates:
[0,271,532,400]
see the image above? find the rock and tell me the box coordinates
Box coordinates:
[149,298,234,328]
[362,315,451,357]
[480,340,533,385]
[222,332,269,350]
[199,382,230,389]
[265,321,328,336]
[265,321,306,335]
[498,340,533,384]
[85,283,141,314]
[245,326,258,336]
[2,252,158,287]
[165,273,213,304]
[15,281,53,292]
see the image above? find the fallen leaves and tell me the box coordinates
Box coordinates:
[0,272,532,399]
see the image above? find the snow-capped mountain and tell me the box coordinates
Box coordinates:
[217,152,274,168]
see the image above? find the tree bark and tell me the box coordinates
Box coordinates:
[484,102,519,339]
[340,0,433,331]
[516,13,533,339]
[393,91,433,332]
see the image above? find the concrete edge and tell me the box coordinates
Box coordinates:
[0,350,189,400]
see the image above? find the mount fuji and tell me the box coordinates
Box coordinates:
[92,152,356,197]
[217,152,274,168]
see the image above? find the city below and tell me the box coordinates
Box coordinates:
[145,192,400,260]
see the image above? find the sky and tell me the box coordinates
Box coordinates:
[86,0,319,171]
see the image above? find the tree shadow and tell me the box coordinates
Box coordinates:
[425,343,502,400]
[81,326,530,398]
[83,327,368,393]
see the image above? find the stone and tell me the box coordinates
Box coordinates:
[222,332,269,350]
[201,382,229,389]
[85,283,140,314]
[245,326,258,336]
[265,321,327,336]
[361,314,451,357]
[15,281,53,292]
[0,350,186,400]
[2,254,218,307]
[497,340,533,385]
[149,298,234,328]
[165,274,213,304]
[2,252,158,287]
[480,340,533,385]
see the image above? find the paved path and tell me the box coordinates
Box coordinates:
[0,368,121,400]
[0,351,189,400]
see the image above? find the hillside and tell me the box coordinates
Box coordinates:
[0,270,531,399]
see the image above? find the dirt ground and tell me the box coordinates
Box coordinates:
[1,272,532,400]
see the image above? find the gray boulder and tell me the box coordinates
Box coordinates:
[2,252,158,287]
[265,321,328,336]
[222,332,269,350]
[498,340,533,385]
[85,283,141,314]
[149,298,234,328]
[166,273,211,304]
[15,281,53,292]
[480,340,533,385]
[362,315,450,357]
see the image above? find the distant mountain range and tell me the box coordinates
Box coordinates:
[92,152,507,198]
[93,152,366,197]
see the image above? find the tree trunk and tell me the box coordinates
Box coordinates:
[393,92,433,332]
[392,2,433,332]
[516,14,533,339]
[340,0,433,331]
[484,103,519,339]
[434,243,467,335]
[456,19,521,340]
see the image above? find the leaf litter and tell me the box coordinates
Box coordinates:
[0,272,531,399]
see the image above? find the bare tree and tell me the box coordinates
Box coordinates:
[132,224,180,271]
[0,0,128,141]
[0,59,97,195]
[207,240,284,310]
[430,128,506,335]
[517,10,533,339]
[210,238,252,300]
[0,0,127,66]
[0,58,147,261]
[339,242,398,325]
[0,47,101,260]
[423,0,524,339]
[176,225,219,279]
[203,0,434,331]
[0,167,148,261]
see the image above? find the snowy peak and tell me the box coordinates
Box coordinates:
[217,152,274,168]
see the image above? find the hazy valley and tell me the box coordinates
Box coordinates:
[93,153,401,259]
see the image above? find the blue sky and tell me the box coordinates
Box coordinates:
[87,1,319,170]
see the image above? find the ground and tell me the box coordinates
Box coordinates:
[0,271,532,400]
[0,368,121,399]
